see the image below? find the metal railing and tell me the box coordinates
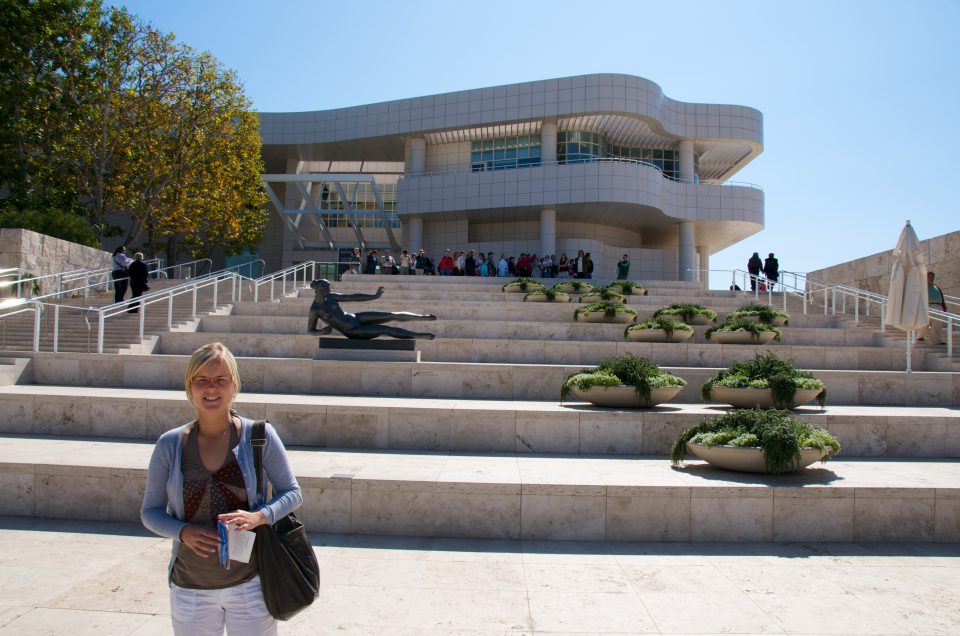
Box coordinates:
[0,300,42,352]
[0,260,319,354]
[403,158,763,191]
[245,261,316,303]
[723,268,957,356]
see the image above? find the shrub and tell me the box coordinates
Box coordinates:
[560,353,686,402]
[652,303,717,323]
[624,316,692,339]
[502,277,543,292]
[727,302,790,325]
[607,280,647,295]
[573,300,638,320]
[523,288,570,302]
[553,280,595,293]
[671,408,840,474]
[705,319,782,342]
[701,352,826,408]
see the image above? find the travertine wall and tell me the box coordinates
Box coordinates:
[0,228,111,294]
[807,230,959,299]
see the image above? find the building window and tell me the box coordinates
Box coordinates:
[557,131,606,164]
[470,135,541,172]
[606,144,680,180]
[316,181,400,228]
[557,131,680,180]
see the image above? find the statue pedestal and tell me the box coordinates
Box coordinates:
[314,337,420,362]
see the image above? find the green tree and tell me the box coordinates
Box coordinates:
[0,0,268,259]
[0,0,100,223]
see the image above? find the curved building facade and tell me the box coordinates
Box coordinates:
[258,73,764,284]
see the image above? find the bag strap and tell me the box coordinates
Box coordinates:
[251,420,268,503]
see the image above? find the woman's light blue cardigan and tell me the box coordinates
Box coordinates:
[141,416,303,577]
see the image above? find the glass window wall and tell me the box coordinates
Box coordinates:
[471,135,541,171]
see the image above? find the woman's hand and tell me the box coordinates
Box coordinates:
[179,523,220,557]
[218,509,268,531]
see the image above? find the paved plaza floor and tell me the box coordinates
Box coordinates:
[0,516,958,635]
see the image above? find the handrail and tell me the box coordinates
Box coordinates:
[0,300,43,352]
[0,260,325,354]
[246,261,317,303]
[724,268,957,356]
[223,259,266,279]
[400,158,763,190]
[154,258,213,280]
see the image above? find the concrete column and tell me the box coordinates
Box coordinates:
[540,209,556,258]
[541,120,557,164]
[679,140,695,182]
[697,245,709,288]
[406,217,424,251]
[679,221,695,282]
[409,138,426,174]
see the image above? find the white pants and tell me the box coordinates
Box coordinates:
[170,575,277,636]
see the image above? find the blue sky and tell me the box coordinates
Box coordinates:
[109,0,959,287]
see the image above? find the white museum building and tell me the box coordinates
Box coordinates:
[257,73,764,285]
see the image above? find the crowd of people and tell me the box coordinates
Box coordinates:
[349,247,616,279]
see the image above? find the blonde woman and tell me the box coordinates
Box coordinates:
[141,343,302,635]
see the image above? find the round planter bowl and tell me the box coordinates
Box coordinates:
[708,387,822,409]
[580,294,626,304]
[575,311,637,324]
[625,328,694,343]
[686,442,829,473]
[503,285,536,293]
[571,384,682,408]
[708,330,777,345]
[734,314,788,327]
[524,294,571,302]
[554,284,591,294]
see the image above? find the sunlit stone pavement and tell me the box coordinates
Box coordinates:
[0,516,958,634]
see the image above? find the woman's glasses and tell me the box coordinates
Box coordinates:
[192,376,233,389]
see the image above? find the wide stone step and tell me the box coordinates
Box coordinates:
[202,313,848,336]
[0,434,957,542]
[158,332,918,371]
[1,386,956,458]
[18,352,960,406]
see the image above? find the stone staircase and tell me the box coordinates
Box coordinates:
[0,274,957,543]
[0,278,235,354]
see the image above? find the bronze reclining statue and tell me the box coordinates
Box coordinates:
[307,278,436,340]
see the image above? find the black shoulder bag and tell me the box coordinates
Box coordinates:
[251,421,320,621]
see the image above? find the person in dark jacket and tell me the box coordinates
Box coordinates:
[763,253,780,291]
[747,252,763,291]
[127,252,150,313]
[112,245,133,304]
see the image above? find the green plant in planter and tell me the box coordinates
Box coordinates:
[560,353,686,403]
[554,280,595,293]
[624,316,693,339]
[584,287,626,302]
[701,351,827,408]
[671,408,840,474]
[705,319,782,342]
[608,280,647,295]
[573,300,638,320]
[502,277,543,292]
[652,303,717,323]
[727,302,790,325]
[523,288,570,302]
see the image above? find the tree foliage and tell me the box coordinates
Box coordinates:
[0,0,267,259]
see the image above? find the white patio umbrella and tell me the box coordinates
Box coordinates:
[884,221,928,372]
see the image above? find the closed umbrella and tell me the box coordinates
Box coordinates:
[884,221,928,372]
